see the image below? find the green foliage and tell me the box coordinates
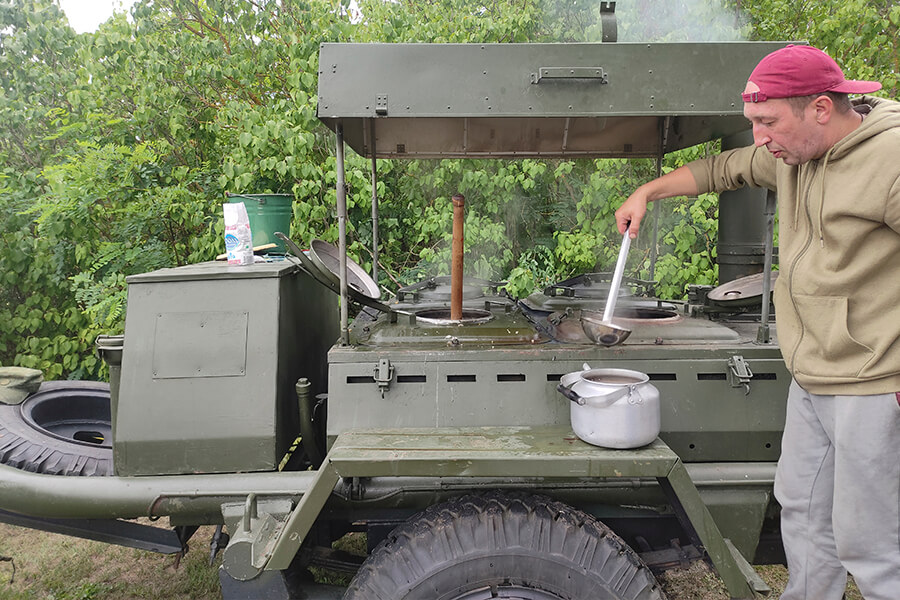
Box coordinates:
[1,0,896,377]
[504,245,558,299]
[741,0,899,98]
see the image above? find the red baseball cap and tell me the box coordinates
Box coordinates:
[742,44,881,103]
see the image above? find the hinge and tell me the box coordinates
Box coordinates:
[375,94,388,116]
[373,358,394,398]
[727,355,754,396]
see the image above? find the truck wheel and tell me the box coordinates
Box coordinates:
[343,491,665,600]
[0,381,113,476]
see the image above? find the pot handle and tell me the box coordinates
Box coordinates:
[556,383,630,408]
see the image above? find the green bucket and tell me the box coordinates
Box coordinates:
[227,193,293,253]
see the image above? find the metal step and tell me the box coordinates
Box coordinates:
[264,425,760,599]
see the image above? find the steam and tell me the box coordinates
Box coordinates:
[609,0,748,42]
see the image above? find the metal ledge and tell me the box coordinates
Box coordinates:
[265,425,758,599]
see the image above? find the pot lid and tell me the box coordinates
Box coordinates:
[277,233,392,313]
[708,270,779,307]
[308,239,381,300]
[521,272,669,315]
[397,276,500,303]
[541,273,644,299]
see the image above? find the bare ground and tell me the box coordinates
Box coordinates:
[0,522,863,600]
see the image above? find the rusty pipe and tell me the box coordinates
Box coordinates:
[451,193,465,321]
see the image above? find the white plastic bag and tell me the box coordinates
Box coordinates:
[223,202,254,265]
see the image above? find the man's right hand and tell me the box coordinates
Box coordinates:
[613,165,700,240]
[615,192,648,239]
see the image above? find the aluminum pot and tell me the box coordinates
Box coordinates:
[557,365,660,449]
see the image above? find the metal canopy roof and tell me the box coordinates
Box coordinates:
[316,41,790,159]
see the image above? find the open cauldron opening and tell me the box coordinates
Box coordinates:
[414,308,493,325]
[615,306,680,321]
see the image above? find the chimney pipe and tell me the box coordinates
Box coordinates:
[718,131,767,284]
[451,193,465,321]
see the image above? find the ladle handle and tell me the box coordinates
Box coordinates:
[602,227,632,323]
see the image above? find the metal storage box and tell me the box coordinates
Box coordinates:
[115,261,338,476]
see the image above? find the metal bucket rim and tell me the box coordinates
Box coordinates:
[579,367,649,386]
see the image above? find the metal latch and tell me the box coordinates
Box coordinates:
[727,355,754,395]
[373,358,394,398]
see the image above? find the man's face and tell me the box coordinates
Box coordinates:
[742,91,824,165]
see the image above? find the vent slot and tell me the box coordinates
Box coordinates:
[648,373,677,381]
[754,372,778,380]
[347,376,374,384]
[546,374,563,382]
[447,375,476,382]
[397,375,427,383]
[497,374,526,382]
[697,373,727,381]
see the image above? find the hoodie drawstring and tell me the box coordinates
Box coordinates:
[818,150,833,247]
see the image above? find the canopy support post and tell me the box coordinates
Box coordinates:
[336,123,350,346]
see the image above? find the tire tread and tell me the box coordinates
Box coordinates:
[343,491,666,600]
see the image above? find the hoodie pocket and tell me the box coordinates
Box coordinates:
[792,295,875,379]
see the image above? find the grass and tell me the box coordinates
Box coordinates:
[0,524,864,600]
[659,562,863,600]
[0,522,221,600]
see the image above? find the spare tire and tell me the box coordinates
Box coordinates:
[0,381,113,476]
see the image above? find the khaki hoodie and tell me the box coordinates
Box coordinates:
[688,96,900,395]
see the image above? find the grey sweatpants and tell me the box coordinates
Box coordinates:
[775,380,900,600]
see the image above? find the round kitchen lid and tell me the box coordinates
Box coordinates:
[277,232,391,312]
[308,239,382,300]
[708,270,779,306]
[397,276,487,302]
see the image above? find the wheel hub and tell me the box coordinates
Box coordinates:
[20,388,112,448]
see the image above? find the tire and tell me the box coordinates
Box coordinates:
[0,381,113,476]
[343,491,666,600]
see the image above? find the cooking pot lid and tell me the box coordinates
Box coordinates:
[277,233,392,312]
[708,270,779,306]
[397,276,496,303]
[308,239,381,300]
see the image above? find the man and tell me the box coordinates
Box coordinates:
[615,45,900,600]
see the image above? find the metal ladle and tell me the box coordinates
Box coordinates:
[581,226,633,346]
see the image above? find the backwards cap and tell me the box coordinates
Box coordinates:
[742,44,881,103]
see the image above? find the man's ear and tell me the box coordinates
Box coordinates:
[813,94,834,124]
